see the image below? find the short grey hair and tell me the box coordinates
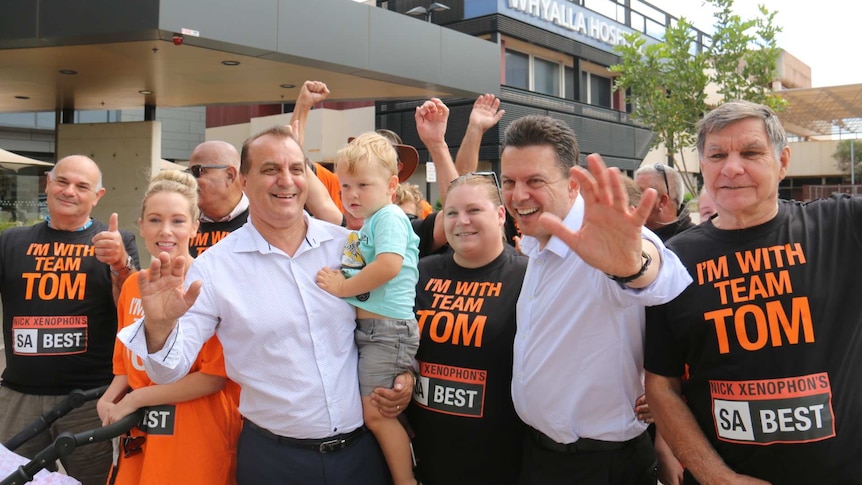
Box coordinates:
[696,100,787,159]
[635,163,685,207]
[49,155,104,191]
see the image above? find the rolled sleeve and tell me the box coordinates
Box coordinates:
[117,317,188,384]
[613,230,693,306]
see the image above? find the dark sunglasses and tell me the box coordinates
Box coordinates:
[187,164,230,178]
[122,434,146,458]
[654,164,670,196]
[453,171,503,205]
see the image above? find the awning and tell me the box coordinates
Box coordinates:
[776,84,862,138]
[0,148,54,172]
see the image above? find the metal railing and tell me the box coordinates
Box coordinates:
[803,185,862,201]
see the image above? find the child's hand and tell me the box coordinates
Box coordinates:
[107,391,140,424]
[97,399,115,426]
[316,267,346,297]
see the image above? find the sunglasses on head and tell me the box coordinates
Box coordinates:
[187,164,230,178]
[453,171,503,205]
[654,164,670,196]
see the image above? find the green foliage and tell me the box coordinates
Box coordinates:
[611,0,785,178]
[832,139,862,180]
[709,0,786,111]
[613,19,709,161]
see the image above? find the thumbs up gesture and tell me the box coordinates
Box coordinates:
[93,213,129,271]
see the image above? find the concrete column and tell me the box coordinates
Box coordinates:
[56,121,162,263]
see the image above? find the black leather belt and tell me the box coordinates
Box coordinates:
[243,419,366,453]
[528,427,646,454]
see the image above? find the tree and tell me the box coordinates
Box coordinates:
[611,0,785,195]
[832,139,861,182]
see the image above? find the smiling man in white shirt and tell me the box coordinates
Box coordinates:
[500,115,692,485]
[118,125,413,484]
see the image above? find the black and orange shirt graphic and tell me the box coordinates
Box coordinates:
[188,209,248,257]
[409,246,527,485]
[0,221,138,395]
[646,195,862,482]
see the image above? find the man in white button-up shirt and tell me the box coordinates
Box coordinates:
[499,115,692,485]
[118,125,413,484]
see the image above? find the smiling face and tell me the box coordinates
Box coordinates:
[501,144,576,246]
[45,156,106,230]
[444,181,506,268]
[139,191,198,259]
[336,156,398,220]
[700,117,789,229]
[241,133,308,234]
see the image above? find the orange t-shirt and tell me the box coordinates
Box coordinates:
[314,163,343,213]
[419,199,434,219]
[110,274,241,485]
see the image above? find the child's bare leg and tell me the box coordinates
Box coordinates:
[362,395,416,485]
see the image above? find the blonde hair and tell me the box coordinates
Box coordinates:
[141,169,199,222]
[337,132,398,177]
[447,173,503,207]
[395,184,420,215]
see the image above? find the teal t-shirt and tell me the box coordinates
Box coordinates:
[342,204,419,320]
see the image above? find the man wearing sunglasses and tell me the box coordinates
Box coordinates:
[634,163,695,242]
[187,138,344,257]
[187,140,249,257]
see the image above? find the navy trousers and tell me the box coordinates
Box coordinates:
[236,423,392,485]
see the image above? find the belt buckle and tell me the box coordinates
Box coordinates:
[319,438,346,453]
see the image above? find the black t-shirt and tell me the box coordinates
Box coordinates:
[646,195,862,483]
[1,221,139,394]
[409,246,527,485]
[189,209,249,257]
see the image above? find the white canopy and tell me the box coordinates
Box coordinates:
[0,148,53,172]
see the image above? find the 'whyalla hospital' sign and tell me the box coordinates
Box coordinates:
[505,0,634,51]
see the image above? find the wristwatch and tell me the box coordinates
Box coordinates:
[110,255,135,277]
[606,251,652,284]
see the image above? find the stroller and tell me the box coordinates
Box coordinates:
[1,386,144,485]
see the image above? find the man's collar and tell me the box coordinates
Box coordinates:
[45,215,94,232]
[200,193,249,223]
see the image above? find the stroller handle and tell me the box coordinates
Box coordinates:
[1,408,145,485]
[3,386,109,453]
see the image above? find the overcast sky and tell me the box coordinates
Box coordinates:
[647,0,855,88]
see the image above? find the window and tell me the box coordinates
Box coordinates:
[505,50,529,90]
[582,72,613,108]
[565,67,575,100]
[533,58,560,96]
[505,49,570,98]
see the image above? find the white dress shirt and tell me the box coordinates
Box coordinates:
[199,193,249,223]
[119,213,362,439]
[511,196,692,444]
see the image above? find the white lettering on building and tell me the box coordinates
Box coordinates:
[507,0,627,47]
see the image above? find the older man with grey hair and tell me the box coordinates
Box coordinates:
[634,162,695,241]
[646,100,862,483]
[0,155,139,485]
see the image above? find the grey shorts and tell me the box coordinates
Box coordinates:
[355,318,419,396]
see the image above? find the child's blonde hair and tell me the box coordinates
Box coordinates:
[337,132,398,177]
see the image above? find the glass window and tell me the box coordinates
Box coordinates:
[534,57,560,96]
[565,66,575,100]
[0,166,50,231]
[581,71,613,108]
[590,74,612,108]
[505,50,529,90]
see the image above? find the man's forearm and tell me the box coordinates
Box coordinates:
[426,140,457,203]
[143,318,178,354]
[454,123,484,175]
[646,372,740,484]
